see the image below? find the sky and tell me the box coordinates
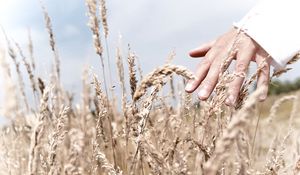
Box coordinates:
[0,0,299,102]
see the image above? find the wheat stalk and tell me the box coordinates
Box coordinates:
[203,87,265,174]
[99,0,108,38]
[1,2,300,175]
[128,48,138,99]
[40,1,60,82]
[48,106,69,175]
[15,42,37,95]
[27,29,36,71]
[268,95,296,123]
[133,64,195,101]
[0,48,18,119]
[2,31,29,111]
[93,75,108,145]
[28,87,50,175]
[85,0,111,106]
[93,141,122,175]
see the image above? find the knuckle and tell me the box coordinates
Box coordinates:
[259,64,270,76]
[258,74,269,85]
[227,87,241,98]
[260,67,269,76]
[260,79,268,85]
[205,50,217,61]
[230,81,242,91]
[213,44,225,51]
[239,38,257,50]
[246,43,257,51]
[202,77,217,88]
[236,62,248,73]
[201,58,211,66]
[203,80,213,87]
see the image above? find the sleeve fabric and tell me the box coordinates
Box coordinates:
[234,0,300,71]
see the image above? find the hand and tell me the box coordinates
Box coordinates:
[185,28,272,106]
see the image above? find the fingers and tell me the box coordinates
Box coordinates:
[186,29,236,96]
[225,45,256,106]
[256,54,271,101]
[197,50,235,100]
[185,51,216,93]
[186,28,271,104]
[189,40,215,58]
[197,60,220,100]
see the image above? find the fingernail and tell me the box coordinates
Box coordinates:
[198,88,208,99]
[259,93,267,101]
[185,82,194,92]
[226,95,236,106]
[225,98,231,106]
[259,86,268,101]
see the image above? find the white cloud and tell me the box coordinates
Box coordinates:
[0,0,299,104]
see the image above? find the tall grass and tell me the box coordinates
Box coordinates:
[0,1,300,175]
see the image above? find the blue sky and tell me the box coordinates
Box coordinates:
[0,0,299,99]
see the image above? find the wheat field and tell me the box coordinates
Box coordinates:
[0,0,300,175]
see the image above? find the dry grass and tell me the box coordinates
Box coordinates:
[1,1,300,175]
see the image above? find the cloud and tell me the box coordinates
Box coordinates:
[103,0,259,74]
[0,0,299,101]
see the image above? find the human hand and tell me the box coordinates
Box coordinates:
[185,28,272,106]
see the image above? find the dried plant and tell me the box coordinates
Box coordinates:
[28,29,36,71]
[1,2,300,175]
[85,0,110,102]
[133,64,195,101]
[99,0,109,38]
[48,106,69,175]
[15,42,37,95]
[40,0,60,81]
[2,31,29,111]
[203,88,264,174]
[127,48,138,99]
[28,87,50,175]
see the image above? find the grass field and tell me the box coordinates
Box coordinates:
[0,0,300,174]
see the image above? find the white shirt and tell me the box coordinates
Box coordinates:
[234,0,300,70]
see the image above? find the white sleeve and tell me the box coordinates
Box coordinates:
[234,0,300,71]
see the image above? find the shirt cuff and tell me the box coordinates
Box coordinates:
[233,0,300,71]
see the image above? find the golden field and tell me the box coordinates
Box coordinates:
[0,0,300,174]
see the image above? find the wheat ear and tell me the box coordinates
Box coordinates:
[40,1,60,82]
[204,87,265,174]
[133,64,195,101]
[128,48,138,99]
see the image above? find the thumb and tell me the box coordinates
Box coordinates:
[189,40,216,58]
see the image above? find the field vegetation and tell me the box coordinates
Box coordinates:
[0,0,300,174]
